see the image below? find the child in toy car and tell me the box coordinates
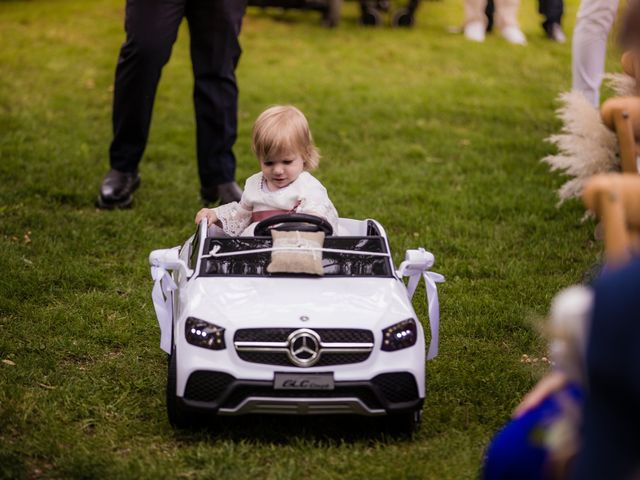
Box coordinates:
[195,105,338,236]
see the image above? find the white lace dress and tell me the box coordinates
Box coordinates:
[212,172,339,236]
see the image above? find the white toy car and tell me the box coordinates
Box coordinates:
[149,214,443,434]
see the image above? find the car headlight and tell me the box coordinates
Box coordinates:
[381,319,417,351]
[185,317,226,350]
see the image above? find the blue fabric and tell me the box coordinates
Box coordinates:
[483,384,583,480]
[572,258,640,480]
[484,259,640,480]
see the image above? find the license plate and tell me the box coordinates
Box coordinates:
[274,372,335,390]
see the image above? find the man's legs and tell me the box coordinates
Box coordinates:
[110,0,185,172]
[186,0,247,203]
[539,0,565,42]
[99,0,185,208]
[572,0,619,107]
[539,0,563,29]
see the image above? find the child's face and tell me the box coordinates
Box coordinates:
[260,152,304,190]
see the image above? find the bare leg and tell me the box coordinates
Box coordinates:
[583,174,640,266]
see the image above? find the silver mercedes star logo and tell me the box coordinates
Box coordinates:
[286,329,321,367]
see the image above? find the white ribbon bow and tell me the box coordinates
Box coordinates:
[151,265,177,354]
[397,248,445,360]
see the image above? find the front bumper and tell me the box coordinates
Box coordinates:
[179,371,424,416]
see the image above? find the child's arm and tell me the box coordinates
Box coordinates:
[297,182,339,234]
[195,208,219,227]
[195,174,255,235]
[195,203,252,236]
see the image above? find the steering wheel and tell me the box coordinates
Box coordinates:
[254,213,333,237]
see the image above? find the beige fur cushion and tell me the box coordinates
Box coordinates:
[267,230,325,275]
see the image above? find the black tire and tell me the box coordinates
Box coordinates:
[385,408,422,436]
[166,349,197,429]
[360,6,382,26]
[322,0,342,27]
[360,0,382,26]
[391,9,414,27]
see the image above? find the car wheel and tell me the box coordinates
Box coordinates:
[166,349,197,429]
[386,408,422,436]
[360,4,382,26]
[391,8,414,27]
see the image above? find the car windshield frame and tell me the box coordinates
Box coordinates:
[197,235,395,278]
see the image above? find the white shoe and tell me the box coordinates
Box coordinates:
[547,23,566,43]
[464,21,486,42]
[501,26,527,45]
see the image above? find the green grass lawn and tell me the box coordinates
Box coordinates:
[0,0,618,478]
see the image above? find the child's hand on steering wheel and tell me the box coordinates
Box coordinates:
[195,208,218,226]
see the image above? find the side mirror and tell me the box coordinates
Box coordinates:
[149,247,193,276]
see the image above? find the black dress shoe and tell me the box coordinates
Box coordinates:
[200,181,243,206]
[96,169,141,209]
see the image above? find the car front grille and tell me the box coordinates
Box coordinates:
[234,328,295,343]
[234,328,374,367]
[235,328,374,344]
[236,351,371,367]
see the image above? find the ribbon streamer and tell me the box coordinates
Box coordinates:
[151,266,177,354]
[397,249,445,360]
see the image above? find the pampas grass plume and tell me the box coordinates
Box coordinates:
[542,91,618,204]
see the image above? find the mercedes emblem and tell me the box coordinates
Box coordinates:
[286,329,321,367]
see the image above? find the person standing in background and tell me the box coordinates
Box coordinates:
[484,0,565,42]
[572,0,620,106]
[539,0,566,42]
[464,0,527,45]
[97,0,247,209]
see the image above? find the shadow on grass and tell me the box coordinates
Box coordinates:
[25,188,92,209]
[171,414,416,445]
[245,7,367,29]
[247,9,325,26]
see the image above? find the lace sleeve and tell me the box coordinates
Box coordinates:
[213,202,252,237]
[297,197,339,235]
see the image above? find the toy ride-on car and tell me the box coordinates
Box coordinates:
[149,215,444,435]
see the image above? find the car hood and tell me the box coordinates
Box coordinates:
[184,276,415,329]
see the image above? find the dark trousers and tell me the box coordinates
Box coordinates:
[109,0,247,187]
[538,0,563,27]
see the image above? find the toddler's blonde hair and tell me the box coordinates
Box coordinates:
[252,105,320,171]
